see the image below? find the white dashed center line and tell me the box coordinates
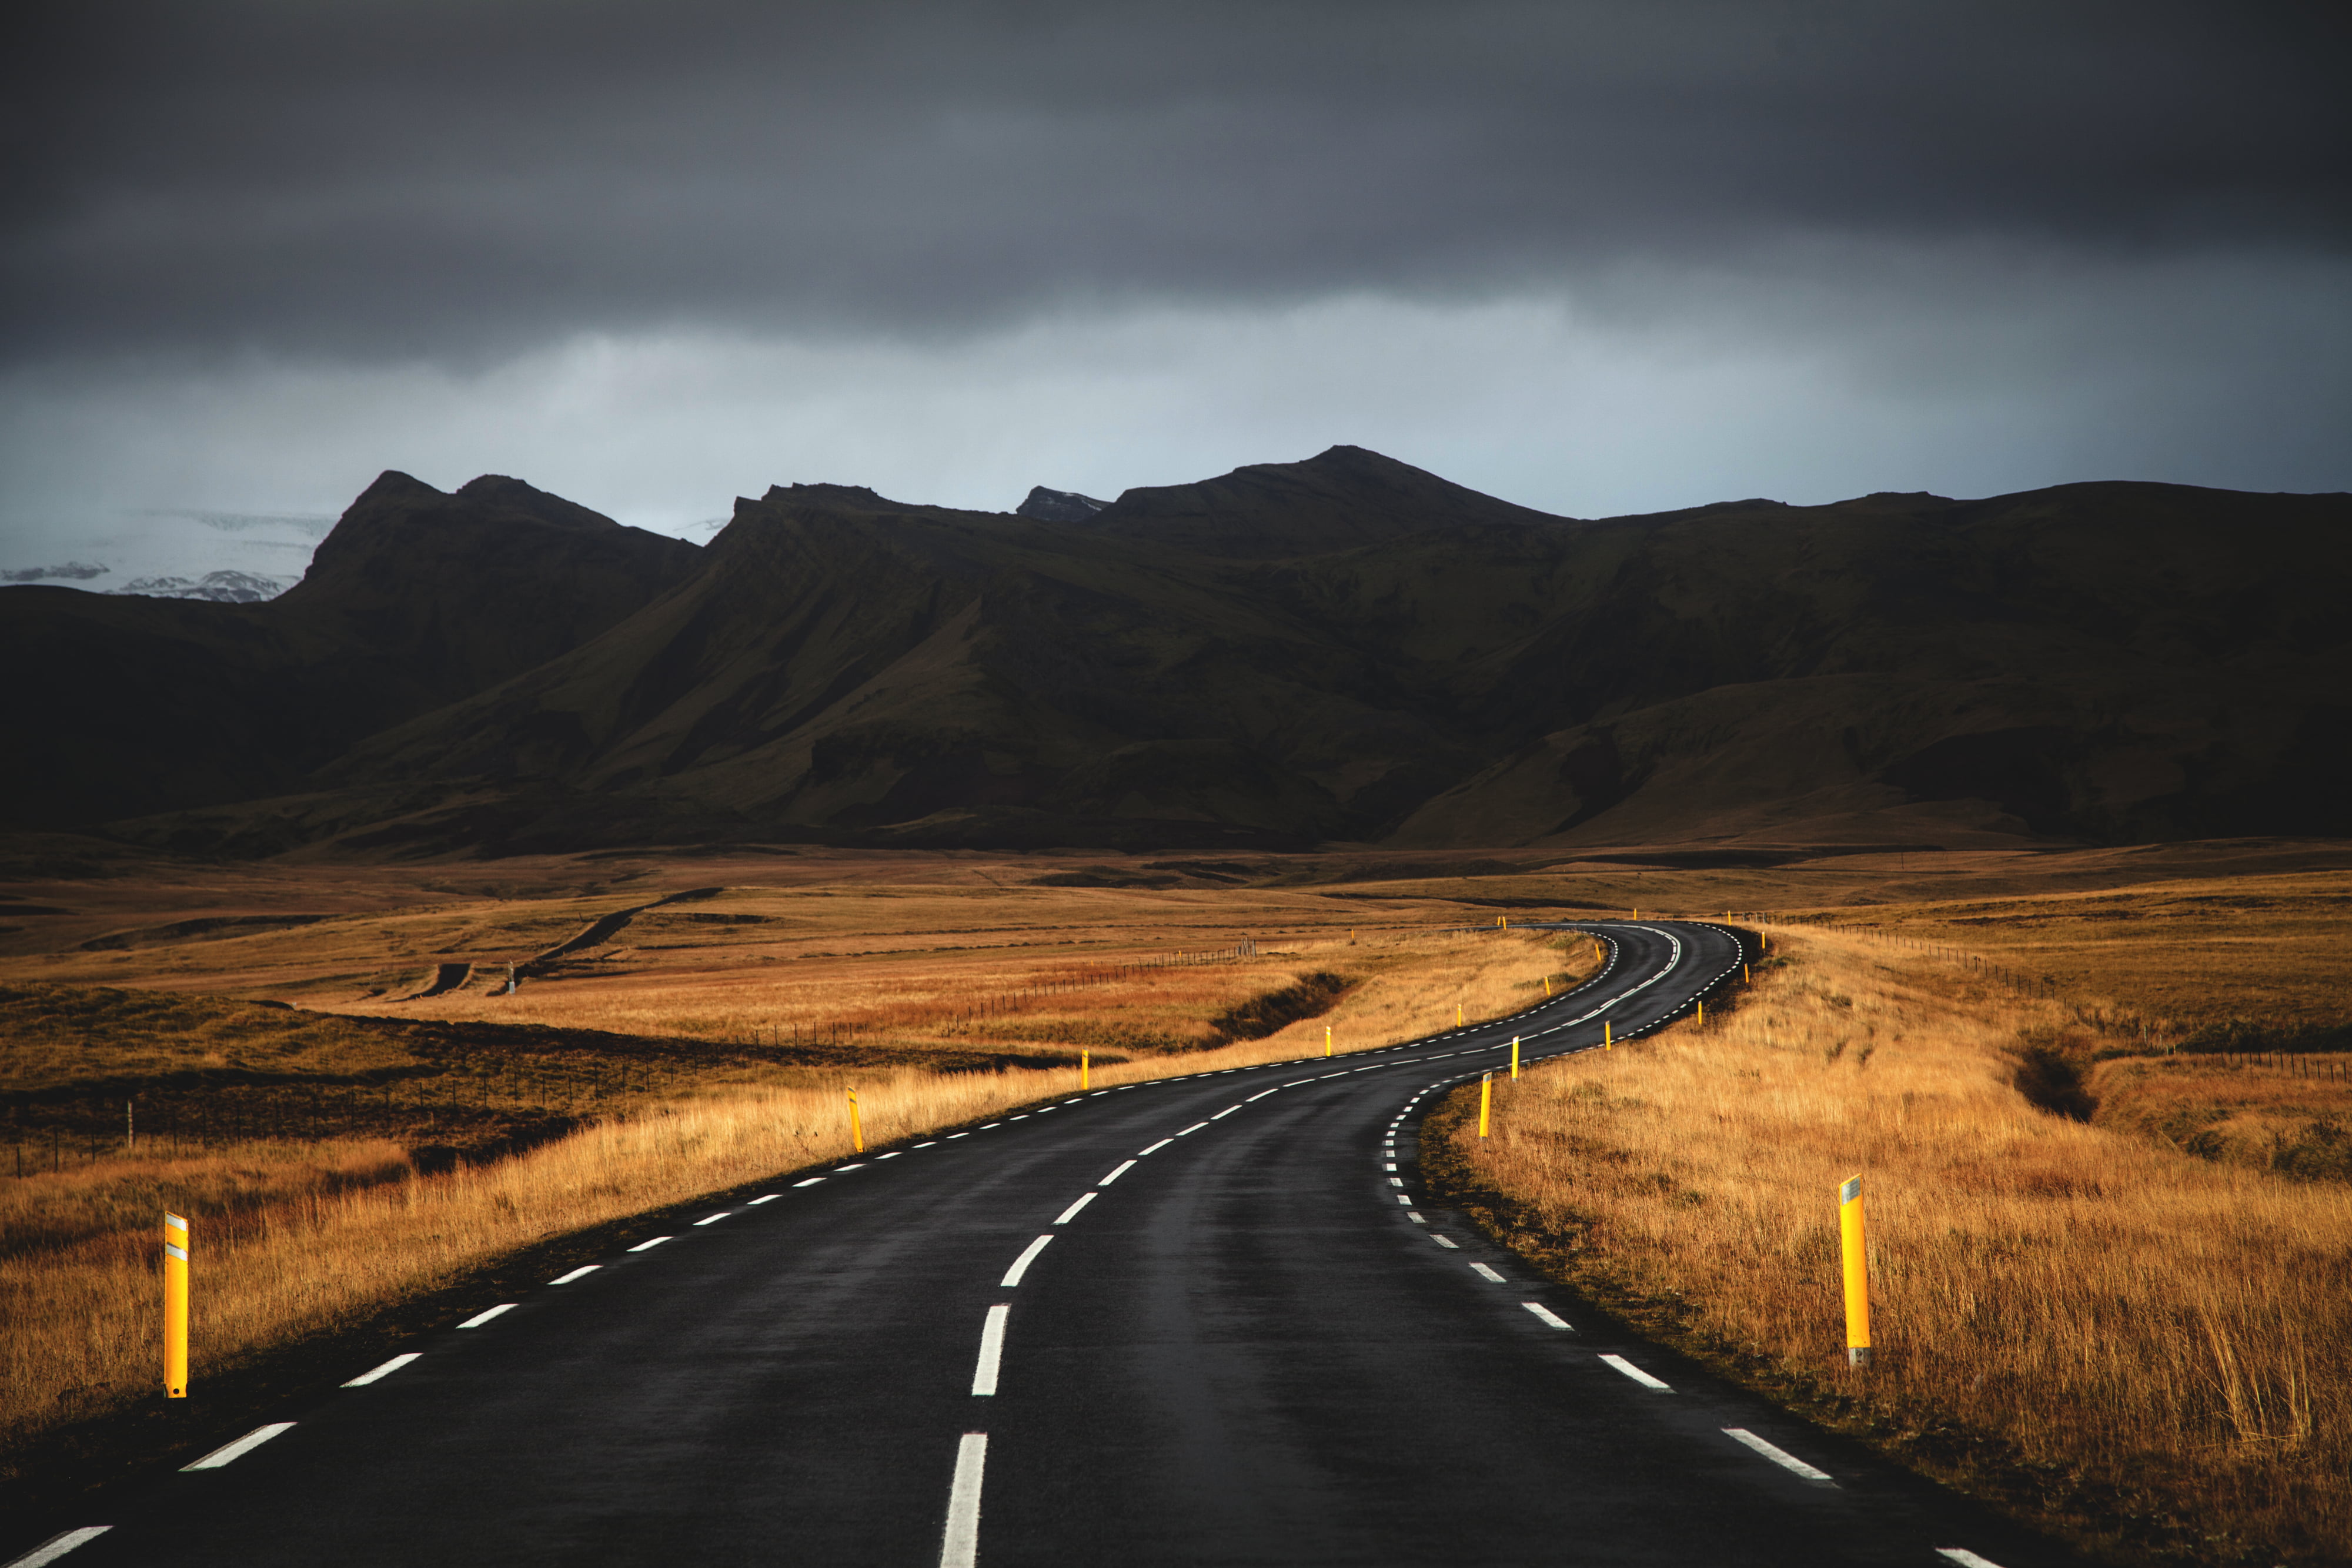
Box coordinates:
[1054,1192,1098,1225]
[1521,1302,1573,1330]
[5,1526,111,1564]
[1407,1212,1426,1223]
[877,1152,903,1159]
[1176,1121,1211,1136]
[457,1304,516,1328]
[1469,1263,1506,1282]
[1433,1235,1459,1248]
[628,1235,673,1252]
[694,1212,730,1226]
[1210,1105,1241,1119]
[747,1194,779,1205]
[549,1265,599,1285]
[1935,1552,2009,1568]
[940,1432,988,1568]
[970,1305,1010,1397]
[341,1353,420,1387]
[1722,1427,1833,1482]
[836,1163,867,1171]
[1000,1235,1055,1288]
[1245,1086,1282,1101]
[182,1422,295,1471]
[793,1177,826,1186]
[1600,1354,1672,1390]
[1097,1159,1137,1186]
[1137,1138,1174,1156]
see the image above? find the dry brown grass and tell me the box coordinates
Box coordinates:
[1,927,1583,1466]
[1435,926,2352,1565]
[2092,1053,2352,1183]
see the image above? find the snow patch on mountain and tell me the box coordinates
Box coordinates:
[113,570,298,602]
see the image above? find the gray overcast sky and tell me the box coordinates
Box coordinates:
[2,0,2347,563]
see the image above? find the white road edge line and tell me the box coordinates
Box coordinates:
[629,1236,673,1252]
[1245,1087,1281,1101]
[1054,1192,1098,1225]
[1097,1159,1137,1186]
[939,1432,988,1568]
[793,1177,826,1186]
[2,1527,111,1567]
[457,1303,517,1328]
[694,1212,730,1226]
[1722,1427,1833,1483]
[182,1422,296,1470]
[1136,1138,1174,1156]
[970,1305,1010,1397]
[341,1352,420,1387]
[1469,1263,1506,1282]
[1210,1105,1241,1119]
[1000,1235,1055,1288]
[748,1194,779,1205]
[1432,1235,1459,1248]
[549,1265,599,1285]
[1600,1354,1672,1390]
[1935,1552,2009,1568]
[1521,1302,1572,1330]
[1176,1121,1211,1135]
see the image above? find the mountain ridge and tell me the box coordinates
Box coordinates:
[11,450,2348,858]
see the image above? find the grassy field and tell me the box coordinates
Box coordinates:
[1,913,1585,1477]
[5,832,2350,1551]
[1431,915,2352,1566]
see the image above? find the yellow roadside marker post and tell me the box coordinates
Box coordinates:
[847,1090,865,1154]
[164,1211,189,1398]
[1544,975,1552,998]
[1697,1000,1704,1025]
[1511,1036,1521,1078]
[1604,1019,1612,1048]
[1080,1051,1090,1091]
[1456,1003,1464,1028]
[1478,1073,1492,1137]
[1840,1175,1872,1368]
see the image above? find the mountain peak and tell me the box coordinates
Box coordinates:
[1016,486,1110,522]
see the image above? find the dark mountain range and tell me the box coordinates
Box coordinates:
[9,447,2347,858]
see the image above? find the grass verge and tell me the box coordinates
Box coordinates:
[1427,925,2352,1566]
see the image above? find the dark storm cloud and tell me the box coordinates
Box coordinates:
[4,0,2346,365]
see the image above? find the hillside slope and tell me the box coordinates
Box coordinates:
[3,474,701,827]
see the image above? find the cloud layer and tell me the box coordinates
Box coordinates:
[1,1,2346,543]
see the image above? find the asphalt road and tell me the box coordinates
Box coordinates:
[15,922,2070,1567]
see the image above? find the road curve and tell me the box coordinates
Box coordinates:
[16,922,2070,1568]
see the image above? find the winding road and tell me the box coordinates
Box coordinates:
[14,922,2069,1567]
